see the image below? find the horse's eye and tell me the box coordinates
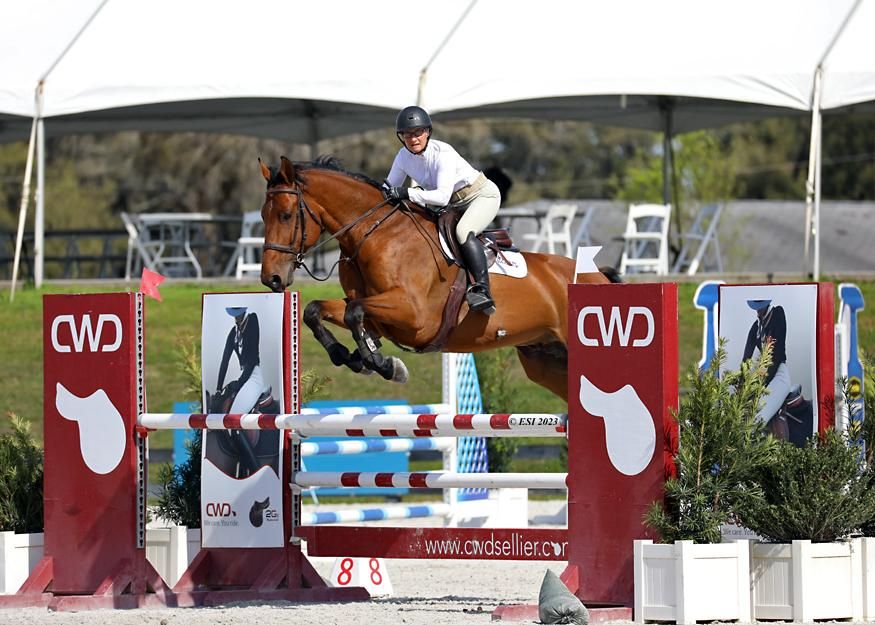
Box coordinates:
[280,211,293,223]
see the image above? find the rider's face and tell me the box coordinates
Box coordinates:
[399,127,430,154]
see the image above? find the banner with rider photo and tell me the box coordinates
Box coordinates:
[200,292,287,548]
[718,284,818,447]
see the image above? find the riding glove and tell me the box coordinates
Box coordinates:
[385,186,409,202]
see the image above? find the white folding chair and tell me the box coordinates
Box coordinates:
[570,205,596,250]
[521,203,577,257]
[672,203,723,275]
[619,203,672,276]
[232,211,264,279]
[120,212,160,280]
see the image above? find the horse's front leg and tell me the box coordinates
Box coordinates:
[303,299,373,375]
[343,301,407,383]
[343,292,428,384]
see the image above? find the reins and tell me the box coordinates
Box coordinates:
[262,184,400,281]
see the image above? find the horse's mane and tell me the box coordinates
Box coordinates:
[268,155,383,190]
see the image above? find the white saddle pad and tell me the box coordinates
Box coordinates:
[438,233,528,279]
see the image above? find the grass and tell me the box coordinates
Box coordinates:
[4,277,875,450]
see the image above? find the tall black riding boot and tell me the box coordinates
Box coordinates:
[460,232,496,316]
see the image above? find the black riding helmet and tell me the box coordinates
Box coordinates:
[395,105,433,152]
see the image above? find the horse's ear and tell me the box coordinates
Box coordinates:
[279,155,296,184]
[259,158,271,182]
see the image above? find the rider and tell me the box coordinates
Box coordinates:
[383,105,501,316]
[741,299,791,426]
[216,306,268,413]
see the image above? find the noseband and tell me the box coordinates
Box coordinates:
[262,185,323,269]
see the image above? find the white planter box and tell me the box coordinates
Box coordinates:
[0,527,202,593]
[634,539,751,624]
[862,537,875,620]
[144,526,201,587]
[751,538,862,621]
[0,531,44,594]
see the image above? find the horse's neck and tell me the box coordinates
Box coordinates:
[309,173,428,244]
[308,174,384,235]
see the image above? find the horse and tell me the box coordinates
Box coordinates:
[258,156,617,401]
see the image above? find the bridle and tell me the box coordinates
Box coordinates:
[261,185,322,270]
[261,181,399,280]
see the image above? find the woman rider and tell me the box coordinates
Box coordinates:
[216,306,268,413]
[383,105,501,316]
[742,299,791,427]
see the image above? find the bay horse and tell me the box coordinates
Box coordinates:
[258,156,617,401]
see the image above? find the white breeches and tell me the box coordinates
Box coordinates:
[455,179,501,244]
[757,362,792,424]
[230,365,268,413]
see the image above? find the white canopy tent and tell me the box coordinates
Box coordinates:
[2,0,873,289]
[414,0,872,280]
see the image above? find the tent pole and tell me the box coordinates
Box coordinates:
[813,108,822,281]
[9,117,38,302]
[35,115,45,288]
[662,102,672,207]
[804,0,861,279]
[417,0,478,106]
[804,68,822,278]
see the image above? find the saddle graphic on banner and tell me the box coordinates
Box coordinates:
[55,382,126,475]
[578,375,655,476]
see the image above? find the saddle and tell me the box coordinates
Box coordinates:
[766,384,814,446]
[412,206,519,353]
[204,383,282,478]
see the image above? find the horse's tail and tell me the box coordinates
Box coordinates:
[599,265,622,283]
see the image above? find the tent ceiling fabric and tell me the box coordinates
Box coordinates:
[0,0,872,142]
[0,0,472,142]
[418,0,869,119]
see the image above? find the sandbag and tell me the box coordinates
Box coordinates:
[537,569,589,625]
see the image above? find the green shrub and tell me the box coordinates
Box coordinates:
[644,344,778,543]
[154,432,201,527]
[734,428,875,543]
[845,354,875,536]
[474,349,522,473]
[0,414,43,533]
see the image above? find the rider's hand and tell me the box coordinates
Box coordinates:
[385,186,409,203]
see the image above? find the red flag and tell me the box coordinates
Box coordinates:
[140,268,165,301]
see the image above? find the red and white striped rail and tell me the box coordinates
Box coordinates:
[293,471,568,490]
[137,412,567,438]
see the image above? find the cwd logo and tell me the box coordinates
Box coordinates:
[205,502,235,517]
[51,314,122,353]
[577,306,654,347]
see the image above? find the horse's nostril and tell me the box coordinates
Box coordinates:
[268,275,284,292]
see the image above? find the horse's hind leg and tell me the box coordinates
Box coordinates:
[343,301,409,384]
[516,343,569,402]
[303,300,372,375]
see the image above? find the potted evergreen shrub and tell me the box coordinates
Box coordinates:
[734,427,875,622]
[0,414,45,594]
[635,345,777,625]
[850,357,875,619]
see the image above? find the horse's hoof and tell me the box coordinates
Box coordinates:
[390,357,409,384]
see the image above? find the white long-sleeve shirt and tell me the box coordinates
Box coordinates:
[385,140,480,207]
